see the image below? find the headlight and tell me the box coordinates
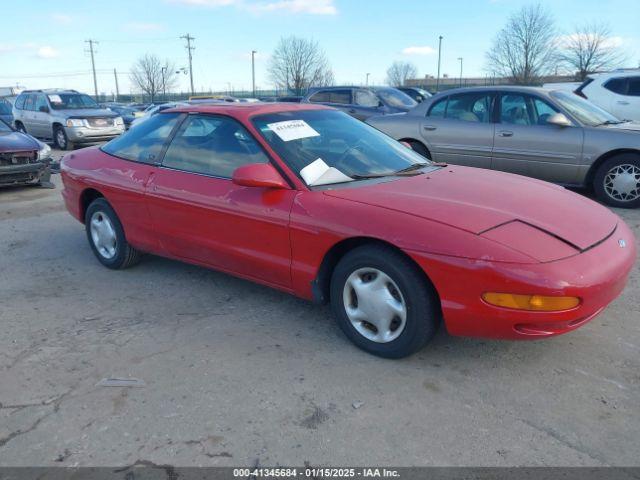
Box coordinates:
[66,119,85,127]
[37,143,51,160]
[114,116,124,126]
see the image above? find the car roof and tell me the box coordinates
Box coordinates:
[167,102,331,120]
[588,70,640,79]
[429,85,551,97]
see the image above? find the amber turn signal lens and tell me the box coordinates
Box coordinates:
[482,293,580,311]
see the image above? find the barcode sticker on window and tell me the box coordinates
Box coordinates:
[267,120,320,142]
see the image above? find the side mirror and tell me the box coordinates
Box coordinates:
[232,163,289,189]
[39,106,49,113]
[547,113,572,127]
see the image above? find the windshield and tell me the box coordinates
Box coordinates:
[376,88,417,109]
[0,119,12,132]
[252,109,430,186]
[48,93,99,110]
[551,91,620,126]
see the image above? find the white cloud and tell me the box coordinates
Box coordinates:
[402,46,436,56]
[0,44,15,54]
[248,0,337,15]
[168,0,337,14]
[36,46,59,59]
[51,13,73,24]
[125,22,165,32]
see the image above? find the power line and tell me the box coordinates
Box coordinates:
[85,39,99,97]
[180,34,195,95]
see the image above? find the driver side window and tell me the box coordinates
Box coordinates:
[354,90,380,107]
[162,115,269,178]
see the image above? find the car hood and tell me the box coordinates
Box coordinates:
[61,108,119,118]
[0,130,39,153]
[323,165,617,252]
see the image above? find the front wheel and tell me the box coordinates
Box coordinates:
[330,245,440,358]
[54,126,74,151]
[85,198,141,269]
[593,154,640,208]
[407,141,431,160]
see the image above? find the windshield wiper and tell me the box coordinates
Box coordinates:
[595,120,624,127]
[394,162,430,174]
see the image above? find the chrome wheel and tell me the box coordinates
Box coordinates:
[90,211,117,259]
[342,268,407,343]
[604,164,640,202]
[56,129,67,149]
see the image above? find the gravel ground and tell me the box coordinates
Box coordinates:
[0,149,638,467]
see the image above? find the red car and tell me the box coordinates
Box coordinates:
[61,103,636,358]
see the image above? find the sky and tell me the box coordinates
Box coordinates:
[0,0,639,96]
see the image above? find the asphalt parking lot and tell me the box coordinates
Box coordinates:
[0,148,639,467]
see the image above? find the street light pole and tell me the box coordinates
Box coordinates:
[436,35,443,93]
[366,73,370,86]
[457,57,463,87]
[161,66,167,99]
[251,50,257,97]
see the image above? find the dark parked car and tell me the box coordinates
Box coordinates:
[398,87,432,103]
[102,104,137,129]
[302,86,417,121]
[276,96,303,103]
[0,98,13,125]
[0,119,53,187]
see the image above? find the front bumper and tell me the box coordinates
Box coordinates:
[65,125,124,143]
[408,221,636,339]
[0,160,49,186]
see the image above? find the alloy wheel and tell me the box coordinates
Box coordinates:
[90,211,117,259]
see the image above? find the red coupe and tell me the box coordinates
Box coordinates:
[61,103,636,358]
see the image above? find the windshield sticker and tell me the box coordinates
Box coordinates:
[48,94,62,103]
[300,158,353,187]
[267,119,320,142]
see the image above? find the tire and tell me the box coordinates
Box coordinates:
[593,153,640,208]
[407,140,431,160]
[14,122,26,134]
[85,198,141,269]
[54,126,73,151]
[330,244,440,358]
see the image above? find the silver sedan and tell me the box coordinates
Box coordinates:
[366,86,640,208]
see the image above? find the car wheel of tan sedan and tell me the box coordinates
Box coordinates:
[594,153,640,208]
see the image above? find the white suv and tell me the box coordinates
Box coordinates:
[575,70,640,121]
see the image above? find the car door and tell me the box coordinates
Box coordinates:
[492,93,583,184]
[31,94,50,138]
[419,92,495,168]
[352,89,383,120]
[21,94,38,135]
[610,76,640,121]
[146,113,296,289]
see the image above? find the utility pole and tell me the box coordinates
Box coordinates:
[457,57,463,87]
[436,35,443,93]
[85,39,99,98]
[180,34,195,95]
[251,50,257,97]
[366,73,370,86]
[113,68,120,101]
[161,66,167,99]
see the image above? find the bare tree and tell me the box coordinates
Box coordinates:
[386,61,418,87]
[267,36,334,95]
[130,54,178,102]
[486,3,557,84]
[559,23,626,80]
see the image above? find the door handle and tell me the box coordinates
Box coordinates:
[617,101,630,105]
[498,130,513,137]
[423,125,437,131]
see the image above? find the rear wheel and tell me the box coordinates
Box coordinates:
[85,198,141,269]
[14,122,26,134]
[593,153,640,208]
[330,245,440,358]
